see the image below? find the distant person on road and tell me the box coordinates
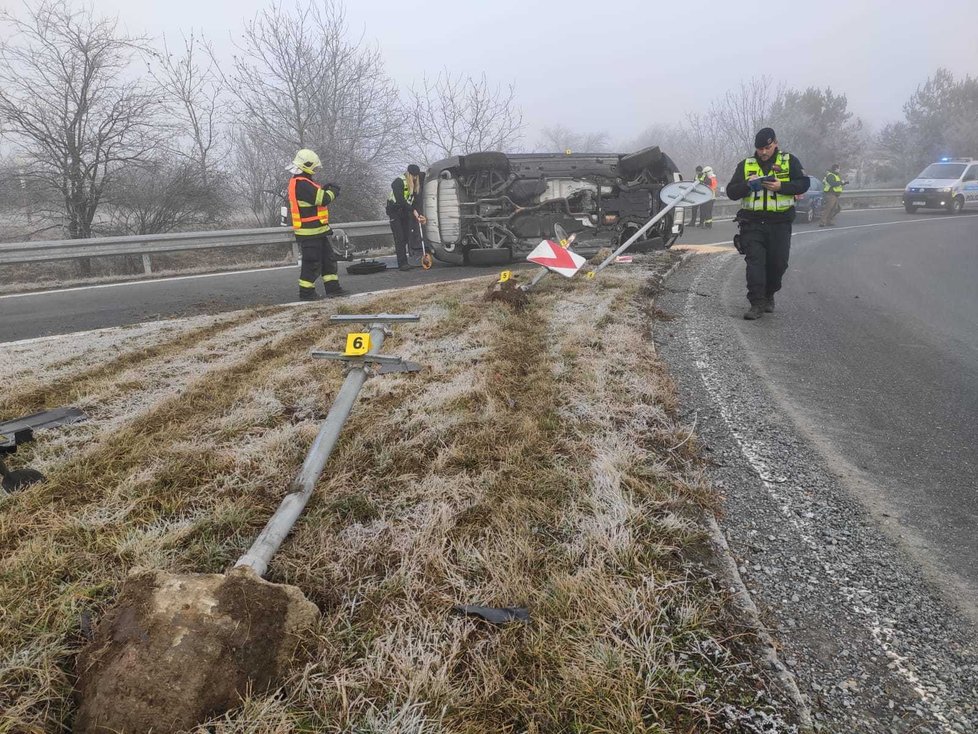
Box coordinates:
[287,149,342,301]
[699,165,718,228]
[819,163,847,227]
[726,127,810,320]
[689,166,704,226]
[387,164,427,271]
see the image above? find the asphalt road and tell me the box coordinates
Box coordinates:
[687,208,978,601]
[0,254,536,344]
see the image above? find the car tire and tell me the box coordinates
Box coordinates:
[949,196,964,214]
[619,146,663,177]
[904,204,918,214]
[466,247,512,266]
[457,152,510,175]
[431,245,465,265]
[806,206,815,223]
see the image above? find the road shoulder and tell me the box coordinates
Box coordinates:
[654,252,978,733]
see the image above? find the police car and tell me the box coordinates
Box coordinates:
[903,157,978,214]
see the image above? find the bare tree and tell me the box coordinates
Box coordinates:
[536,125,611,154]
[0,2,161,242]
[230,0,404,221]
[147,32,229,182]
[683,111,740,177]
[406,69,524,166]
[709,76,781,159]
[104,161,219,235]
[233,126,287,226]
[769,86,863,177]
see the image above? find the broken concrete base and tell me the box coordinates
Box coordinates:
[73,566,319,734]
[484,278,529,311]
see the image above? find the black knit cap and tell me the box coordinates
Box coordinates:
[754,127,776,149]
[407,164,421,176]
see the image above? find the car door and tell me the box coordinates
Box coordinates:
[962,165,978,203]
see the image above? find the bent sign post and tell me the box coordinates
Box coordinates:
[592,180,714,275]
[526,239,587,278]
[520,225,586,293]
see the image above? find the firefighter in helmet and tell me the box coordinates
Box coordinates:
[287,149,342,301]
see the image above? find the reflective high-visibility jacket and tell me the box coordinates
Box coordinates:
[741,151,795,213]
[388,174,414,206]
[823,171,844,194]
[288,174,336,236]
[386,174,420,219]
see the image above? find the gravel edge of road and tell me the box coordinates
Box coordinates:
[653,250,978,733]
[652,252,816,732]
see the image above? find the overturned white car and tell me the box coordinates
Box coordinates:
[421,147,685,265]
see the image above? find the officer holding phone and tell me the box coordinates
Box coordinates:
[725,127,810,320]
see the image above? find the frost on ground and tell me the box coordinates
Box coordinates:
[0,256,803,732]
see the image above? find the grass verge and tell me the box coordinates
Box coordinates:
[0,256,797,732]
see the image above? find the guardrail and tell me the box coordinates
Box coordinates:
[710,188,903,218]
[1,190,905,275]
[0,221,391,274]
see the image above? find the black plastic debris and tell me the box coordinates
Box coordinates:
[346,260,387,275]
[453,604,530,625]
[1,407,88,492]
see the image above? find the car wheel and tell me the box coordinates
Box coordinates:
[457,152,510,175]
[806,206,815,223]
[619,146,663,177]
[432,245,465,265]
[949,196,964,214]
[466,247,512,266]
[904,204,918,214]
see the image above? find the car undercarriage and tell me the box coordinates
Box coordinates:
[421,147,684,265]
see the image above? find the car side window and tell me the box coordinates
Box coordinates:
[964,166,977,182]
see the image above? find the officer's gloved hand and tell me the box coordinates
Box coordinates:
[748,178,763,193]
[325,182,341,197]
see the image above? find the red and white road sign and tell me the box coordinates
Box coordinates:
[526,240,587,278]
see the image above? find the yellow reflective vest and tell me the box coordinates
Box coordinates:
[741,151,795,213]
[823,171,843,194]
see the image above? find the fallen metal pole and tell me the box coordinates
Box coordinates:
[235,314,419,577]
[593,181,706,274]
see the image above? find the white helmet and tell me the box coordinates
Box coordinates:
[292,149,322,175]
[702,165,714,175]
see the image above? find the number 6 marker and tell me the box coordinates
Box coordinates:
[345,332,371,356]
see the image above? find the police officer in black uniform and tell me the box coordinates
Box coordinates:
[726,127,810,320]
[386,164,426,271]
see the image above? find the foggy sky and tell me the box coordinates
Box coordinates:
[6,0,978,148]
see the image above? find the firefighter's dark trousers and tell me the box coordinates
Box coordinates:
[740,220,792,305]
[699,199,714,226]
[297,233,340,292]
[388,213,412,267]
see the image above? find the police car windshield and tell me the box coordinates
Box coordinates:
[917,163,966,179]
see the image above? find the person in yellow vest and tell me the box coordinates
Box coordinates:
[726,128,810,320]
[699,165,718,228]
[287,149,341,301]
[386,164,426,271]
[819,163,847,227]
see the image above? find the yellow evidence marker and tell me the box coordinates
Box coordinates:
[345,332,371,356]
[498,270,512,283]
